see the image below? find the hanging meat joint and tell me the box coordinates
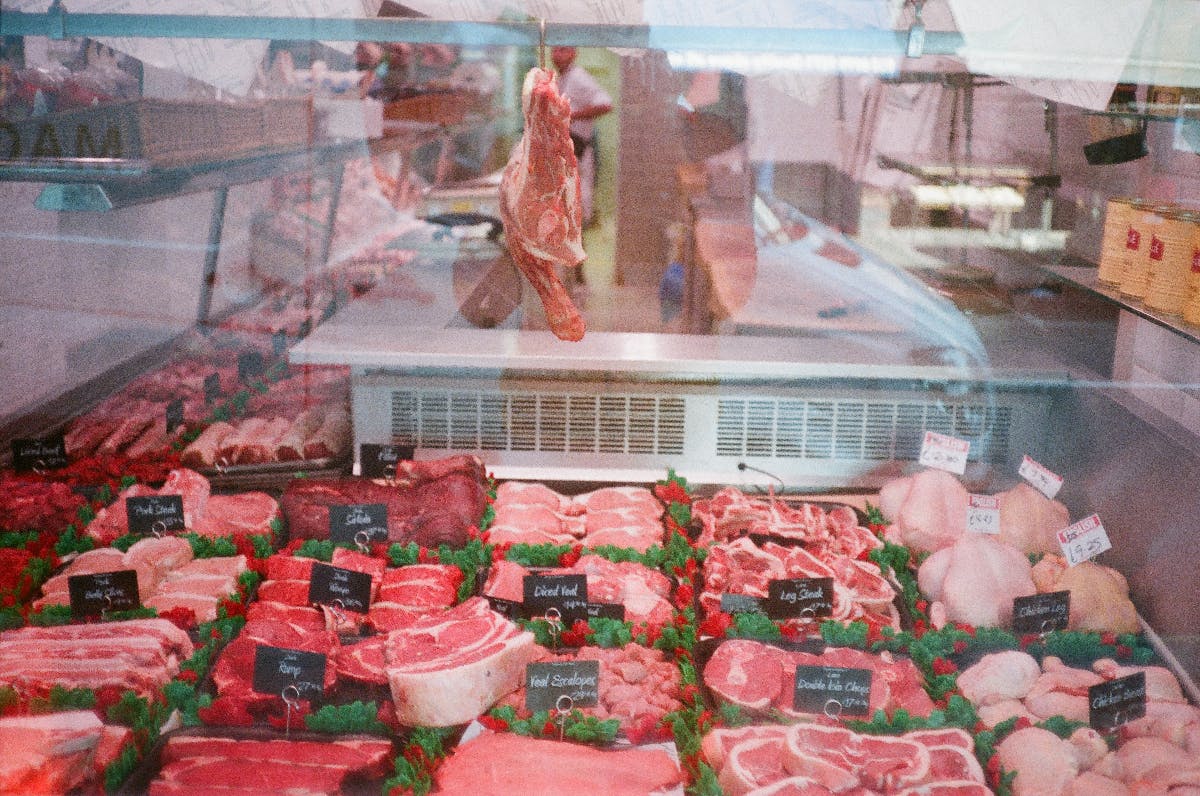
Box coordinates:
[500,67,587,342]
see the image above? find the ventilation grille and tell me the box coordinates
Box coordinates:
[716,398,1012,463]
[391,390,686,455]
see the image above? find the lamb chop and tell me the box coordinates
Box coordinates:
[500,67,586,341]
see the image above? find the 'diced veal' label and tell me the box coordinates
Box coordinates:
[523,574,588,623]
[525,660,600,712]
[793,665,872,717]
[308,562,371,613]
[252,645,327,699]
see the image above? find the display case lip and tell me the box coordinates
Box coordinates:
[0,10,964,54]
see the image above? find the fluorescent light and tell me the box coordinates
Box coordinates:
[666,50,898,75]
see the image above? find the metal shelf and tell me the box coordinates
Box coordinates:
[1085,104,1200,123]
[0,135,417,211]
[1041,263,1200,348]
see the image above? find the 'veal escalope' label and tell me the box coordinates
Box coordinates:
[966,494,1000,535]
[525,660,601,712]
[1019,455,1063,499]
[1057,514,1112,566]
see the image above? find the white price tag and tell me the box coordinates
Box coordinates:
[919,431,970,475]
[1019,455,1063,499]
[966,494,1000,534]
[1056,514,1112,567]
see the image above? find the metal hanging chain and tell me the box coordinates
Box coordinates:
[539,18,547,70]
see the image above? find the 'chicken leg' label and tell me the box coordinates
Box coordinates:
[918,431,970,475]
[1056,514,1111,567]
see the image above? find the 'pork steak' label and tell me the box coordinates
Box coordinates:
[1089,671,1146,730]
[126,495,185,535]
[523,574,589,624]
[359,444,415,478]
[793,665,872,717]
[328,503,388,544]
[1012,591,1071,634]
[68,570,140,617]
[308,562,371,613]
[253,645,327,699]
[12,435,69,472]
[766,577,834,619]
[525,660,601,712]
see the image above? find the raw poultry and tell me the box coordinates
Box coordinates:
[917,534,1036,628]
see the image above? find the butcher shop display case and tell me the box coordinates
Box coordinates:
[3,2,1200,794]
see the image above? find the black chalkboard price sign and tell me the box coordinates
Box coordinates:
[525,660,601,712]
[308,562,372,613]
[523,574,588,623]
[252,645,327,700]
[68,570,141,617]
[793,665,872,717]
[12,435,69,472]
[125,495,185,535]
[1089,671,1146,730]
[359,444,414,478]
[1012,591,1071,634]
[328,503,388,544]
[766,577,834,619]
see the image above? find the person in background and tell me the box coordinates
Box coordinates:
[551,46,612,230]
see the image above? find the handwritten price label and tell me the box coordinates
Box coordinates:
[918,431,970,475]
[1057,514,1112,566]
[1019,455,1063,499]
[966,494,1000,534]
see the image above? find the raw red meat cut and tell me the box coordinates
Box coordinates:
[499,67,587,342]
[702,638,933,719]
[0,710,106,794]
[432,732,683,795]
[159,734,393,777]
[378,564,462,607]
[487,481,666,551]
[482,556,673,627]
[0,619,192,698]
[192,491,280,539]
[494,644,682,740]
[384,597,536,726]
[336,635,389,685]
[281,459,486,547]
[266,553,316,581]
[702,723,983,795]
